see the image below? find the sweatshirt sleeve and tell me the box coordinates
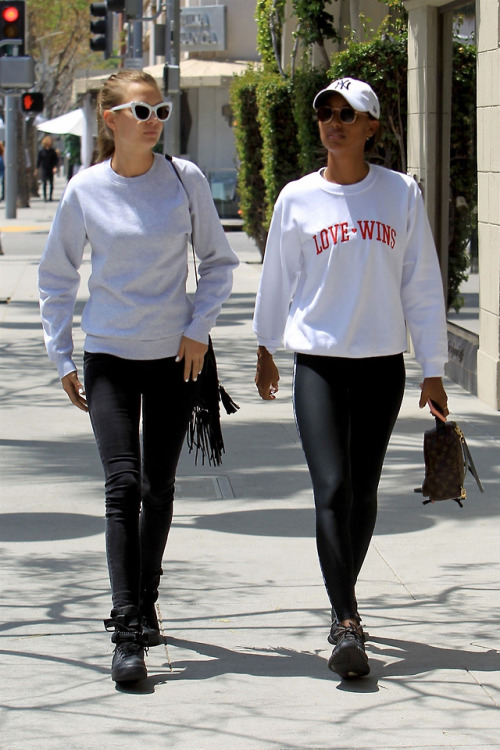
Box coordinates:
[178,163,239,343]
[400,184,448,378]
[252,192,302,353]
[38,192,87,379]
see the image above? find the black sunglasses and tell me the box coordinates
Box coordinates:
[316,106,367,124]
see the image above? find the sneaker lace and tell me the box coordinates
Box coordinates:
[336,624,364,646]
[114,636,148,658]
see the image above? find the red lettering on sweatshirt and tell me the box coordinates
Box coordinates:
[313,220,397,254]
[357,220,375,240]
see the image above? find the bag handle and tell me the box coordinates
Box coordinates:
[165,154,239,420]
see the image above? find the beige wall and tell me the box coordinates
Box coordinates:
[476,0,500,408]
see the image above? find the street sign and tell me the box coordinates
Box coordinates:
[0,54,34,87]
[123,56,143,70]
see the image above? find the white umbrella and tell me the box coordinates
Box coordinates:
[36,108,86,137]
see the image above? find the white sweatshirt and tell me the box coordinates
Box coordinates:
[253,165,448,378]
[38,153,239,379]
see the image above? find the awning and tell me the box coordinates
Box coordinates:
[145,59,254,88]
[36,108,89,137]
[72,59,257,97]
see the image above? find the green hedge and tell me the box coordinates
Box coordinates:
[256,73,300,227]
[230,69,267,255]
[292,67,331,174]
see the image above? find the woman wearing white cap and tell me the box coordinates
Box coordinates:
[253,78,448,679]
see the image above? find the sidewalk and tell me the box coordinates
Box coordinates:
[1,184,499,750]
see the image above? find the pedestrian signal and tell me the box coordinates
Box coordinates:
[0,1,26,57]
[21,91,44,113]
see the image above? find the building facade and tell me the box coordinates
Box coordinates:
[404,0,500,409]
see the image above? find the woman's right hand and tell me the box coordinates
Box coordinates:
[62,370,88,412]
[255,346,280,400]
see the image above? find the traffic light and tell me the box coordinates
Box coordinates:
[21,91,43,113]
[0,1,26,57]
[90,3,111,59]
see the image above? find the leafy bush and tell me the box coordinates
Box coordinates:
[256,73,300,227]
[230,69,267,255]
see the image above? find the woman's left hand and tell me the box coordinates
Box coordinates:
[176,336,208,382]
[419,376,449,418]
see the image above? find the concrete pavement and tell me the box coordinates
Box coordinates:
[1,176,499,749]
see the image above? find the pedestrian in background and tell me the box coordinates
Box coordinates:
[36,135,59,201]
[38,70,238,684]
[253,78,448,680]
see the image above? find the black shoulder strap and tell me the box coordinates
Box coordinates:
[165,152,184,187]
[165,154,198,286]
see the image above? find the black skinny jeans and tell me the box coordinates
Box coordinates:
[293,352,405,622]
[84,353,196,610]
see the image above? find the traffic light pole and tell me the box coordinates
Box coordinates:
[163,0,180,157]
[4,91,18,219]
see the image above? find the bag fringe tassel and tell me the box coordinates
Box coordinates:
[186,339,240,466]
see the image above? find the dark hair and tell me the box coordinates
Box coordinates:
[95,70,162,163]
[364,114,381,153]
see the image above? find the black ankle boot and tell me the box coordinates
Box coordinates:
[140,568,163,647]
[104,605,148,683]
[140,591,162,647]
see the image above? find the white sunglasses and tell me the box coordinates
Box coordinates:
[110,100,172,122]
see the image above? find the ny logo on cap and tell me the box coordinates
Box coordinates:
[334,79,351,90]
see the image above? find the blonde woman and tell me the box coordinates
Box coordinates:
[36,135,59,201]
[38,71,238,683]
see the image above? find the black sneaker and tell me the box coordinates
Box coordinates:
[104,605,148,683]
[328,624,370,679]
[328,612,368,645]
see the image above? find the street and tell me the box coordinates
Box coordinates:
[1,175,499,750]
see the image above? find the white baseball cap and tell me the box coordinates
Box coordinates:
[313,77,380,119]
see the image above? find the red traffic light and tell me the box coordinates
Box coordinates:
[1,6,19,22]
[0,1,25,55]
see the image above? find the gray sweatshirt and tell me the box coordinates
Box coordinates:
[38,154,239,378]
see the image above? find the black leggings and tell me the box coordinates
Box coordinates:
[84,353,196,610]
[293,352,405,622]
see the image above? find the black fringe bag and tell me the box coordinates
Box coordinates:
[166,154,239,466]
[187,337,239,466]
